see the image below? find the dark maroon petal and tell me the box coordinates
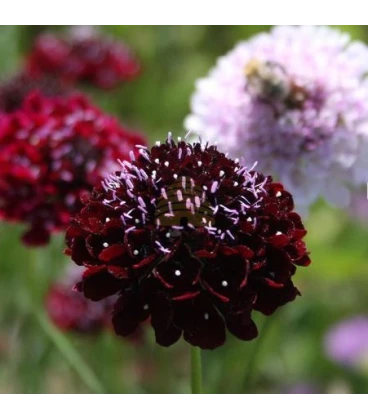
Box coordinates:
[22,226,50,246]
[150,294,182,347]
[82,266,122,301]
[99,244,127,262]
[112,293,150,336]
[253,280,300,315]
[175,297,226,350]
[226,311,258,341]
[154,243,201,292]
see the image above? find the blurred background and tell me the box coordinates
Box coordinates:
[0,25,367,394]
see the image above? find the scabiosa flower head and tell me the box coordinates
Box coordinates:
[185,26,368,212]
[0,92,146,246]
[46,266,113,333]
[65,135,310,350]
[324,316,368,369]
[26,26,140,89]
[0,72,70,113]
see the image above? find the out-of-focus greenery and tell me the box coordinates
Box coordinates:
[0,25,367,394]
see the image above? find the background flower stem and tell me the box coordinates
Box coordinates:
[242,316,274,392]
[190,346,202,394]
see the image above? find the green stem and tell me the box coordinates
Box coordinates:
[190,346,202,394]
[25,248,105,394]
[35,308,105,394]
[243,316,273,392]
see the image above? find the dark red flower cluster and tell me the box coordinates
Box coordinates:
[65,136,311,349]
[0,72,70,113]
[0,92,146,246]
[46,268,113,334]
[27,29,140,89]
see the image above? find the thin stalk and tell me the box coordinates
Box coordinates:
[190,346,202,394]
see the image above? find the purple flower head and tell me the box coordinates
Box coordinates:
[185,26,368,213]
[324,316,368,368]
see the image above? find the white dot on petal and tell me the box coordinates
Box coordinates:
[103,242,109,248]
[175,270,181,276]
[276,231,282,236]
[221,281,228,287]
[276,191,282,197]
[204,313,209,320]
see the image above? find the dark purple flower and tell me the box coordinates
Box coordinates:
[66,135,310,349]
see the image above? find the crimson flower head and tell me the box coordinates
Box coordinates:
[0,92,145,246]
[26,27,140,89]
[66,135,310,349]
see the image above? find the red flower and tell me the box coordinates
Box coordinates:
[46,272,113,334]
[26,29,140,89]
[66,136,311,349]
[0,72,70,113]
[0,92,146,246]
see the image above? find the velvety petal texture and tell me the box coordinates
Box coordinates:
[66,136,311,349]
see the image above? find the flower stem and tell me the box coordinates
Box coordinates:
[190,346,202,394]
[242,316,273,392]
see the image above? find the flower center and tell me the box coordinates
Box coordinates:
[154,178,214,229]
[245,58,308,108]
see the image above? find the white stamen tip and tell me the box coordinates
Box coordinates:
[198,161,202,167]
[135,219,140,224]
[143,304,149,310]
[276,191,282,197]
[103,242,109,248]
[276,231,282,236]
[219,170,225,177]
[105,217,110,222]
[166,232,171,238]
[175,270,181,276]
[164,161,169,167]
[247,217,252,222]
[221,281,228,287]
[133,250,139,255]
[154,158,160,164]
[204,313,209,320]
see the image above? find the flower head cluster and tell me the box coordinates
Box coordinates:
[46,267,113,334]
[0,92,146,245]
[0,72,69,113]
[27,27,140,89]
[66,135,310,349]
[185,26,368,211]
[324,316,368,369]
